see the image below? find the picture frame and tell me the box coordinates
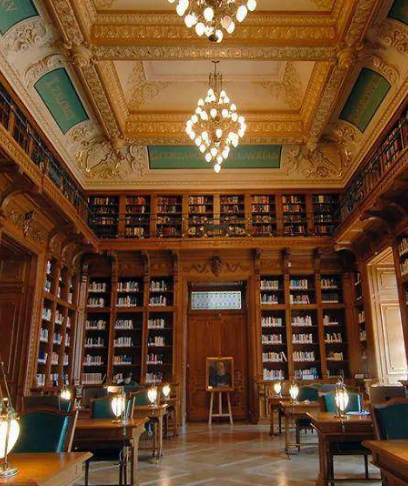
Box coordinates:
[206,356,234,392]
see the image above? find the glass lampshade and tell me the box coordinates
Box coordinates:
[60,387,72,401]
[162,384,171,399]
[289,383,299,402]
[111,394,126,419]
[273,382,282,396]
[148,387,158,405]
[335,388,349,413]
[0,415,20,460]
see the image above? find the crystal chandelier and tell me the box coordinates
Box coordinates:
[168,0,257,43]
[186,62,246,173]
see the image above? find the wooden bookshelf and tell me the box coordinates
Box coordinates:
[251,195,277,237]
[89,196,119,239]
[282,194,308,236]
[156,196,182,238]
[220,194,246,237]
[187,195,214,238]
[312,194,340,236]
[35,259,80,390]
[353,271,369,376]
[125,196,151,239]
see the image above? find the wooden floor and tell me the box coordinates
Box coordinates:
[84,423,381,486]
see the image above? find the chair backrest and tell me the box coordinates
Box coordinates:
[22,395,73,412]
[13,407,78,453]
[130,390,150,416]
[298,385,320,402]
[371,398,408,440]
[82,387,108,408]
[319,392,362,413]
[90,395,131,419]
[369,385,406,404]
[320,384,360,394]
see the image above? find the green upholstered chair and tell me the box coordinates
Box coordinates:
[320,392,362,414]
[298,385,320,402]
[13,407,78,453]
[22,395,72,412]
[90,395,131,420]
[371,398,408,440]
[320,384,360,394]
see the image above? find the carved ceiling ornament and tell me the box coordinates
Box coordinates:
[2,17,49,55]
[374,20,408,56]
[94,0,118,8]
[4,203,45,245]
[254,62,304,110]
[183,257,250,275]
[25,53,66,87]
[359,52,400,84]
[126,61,172,111]
[310,0,335,9]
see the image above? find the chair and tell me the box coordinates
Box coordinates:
[369,385,406,404]
[90,395,131,420]
[294,385,320,449]
[371,398,408,440]
[13,407,78,453]
[81,387,108,409]
[320,392,369,485]
[22,395,72,412]
[130,389,151,414]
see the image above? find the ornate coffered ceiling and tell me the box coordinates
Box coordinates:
[1,0,408,190]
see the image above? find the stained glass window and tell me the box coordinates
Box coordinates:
[191,291,242,310]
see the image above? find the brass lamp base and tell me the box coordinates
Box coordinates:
[0,466,18,477]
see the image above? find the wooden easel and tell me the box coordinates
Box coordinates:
[208,390,233,425]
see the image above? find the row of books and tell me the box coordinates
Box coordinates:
[86,319,107,330]
[290,294,311,305]
[292,333,314,344]
[83,355,104,366]
[262,351,287,363]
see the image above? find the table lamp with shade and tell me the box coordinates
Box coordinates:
[148,386,158,407]
[0,355,20,478]
[334,381,349,418]
[60,384,72,402]
[111,391,127,424]
[162,384,171,402]
[289,381,299,404]
[273,381,282,397]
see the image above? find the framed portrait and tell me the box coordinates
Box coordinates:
[206,357,234,391]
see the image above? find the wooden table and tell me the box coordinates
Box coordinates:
[364,440,408,486]
[0,452,92,486]
[74,418,147,486]
[132,404,168,459]
[309,412,374,486]
[279,400,320,454]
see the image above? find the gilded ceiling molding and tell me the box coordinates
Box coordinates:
[24,53,66,87]
[92,45,338,62]
[310,0,335,9]
[91,23,337,45]
[300,61,332,121]
[359,53,400,84]
[373,20,408,55]
[1,17,50,55]
[126,61,172,111]
[94,0,118,8]
[43,0,85,45]
[254,62,304,110]
[344,0,379,46]
[97,61,128,129]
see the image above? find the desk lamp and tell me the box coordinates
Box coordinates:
[289,381,299,404]
[111,390,127,424]
[273,381,282,397]
[0,355,20,477]
[335,381,349,418]
[148,386,158,407]
[162,384,171,402]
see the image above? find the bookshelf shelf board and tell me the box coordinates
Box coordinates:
[87,307,111,313]
[148,306,176,312]
[322,303,345,309]
[115,307,144,313]
[289,304,318,310]
[260,304,287,311]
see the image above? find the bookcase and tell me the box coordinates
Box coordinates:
[353,271,369,376]
[258,270,352,383]
[220,194,246,237]
[81,259,176,387]
[187,195,214,238]
[35,259,79,390]
[312,194,340,236]
[88,191,342,240]
[156,196,183,238]
[125,196,151,239]
[88,196,119,239]
[251,195,277,237]
[282,194,308,236]
[83,276,112,385]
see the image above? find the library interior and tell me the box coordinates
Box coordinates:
[1,1,408,486]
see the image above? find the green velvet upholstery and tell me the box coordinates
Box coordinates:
[373,402,408,440]
[132,391,150,407]
[298,385,320,402]
[13,410,70,453]
[320,384,359,394]
[91,396,131,420]
[322,392,362,414]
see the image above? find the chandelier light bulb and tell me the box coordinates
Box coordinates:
[185,62,245,173]
[169,0,257,42]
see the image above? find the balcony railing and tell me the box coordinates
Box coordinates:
[339,104,408,223]
[0,80,90,221]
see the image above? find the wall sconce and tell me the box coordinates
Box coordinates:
[0,356,20,477]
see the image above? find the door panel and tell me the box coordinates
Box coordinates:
[187,312,248,421]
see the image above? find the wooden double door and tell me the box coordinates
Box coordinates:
[187,310,248,421]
